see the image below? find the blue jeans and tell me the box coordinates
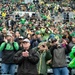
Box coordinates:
[1,63,16,75]
[53,67,69,75]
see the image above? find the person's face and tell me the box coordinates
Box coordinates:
[19,24,22,28]
[38,45,43,51]
[6,36,12,41]
[2,30,7,34]
[37,34,41,39]
[33,35,37,39]
[52,40,58,46]
[19,39,23,43]
[38,45,45,51]
[23,42,30,50]
[51,26,55,31]
[15,32,20,37]
[64,32,67,35]
[54,29,58,34]
[72,37,75,43]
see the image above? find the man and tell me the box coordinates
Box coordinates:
[14,38,39,75]
[31,33,41,49]
[50,38,71,75]
[6,17,16,30]
[0,33,19,75]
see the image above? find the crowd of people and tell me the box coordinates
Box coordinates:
[0,0,75,75]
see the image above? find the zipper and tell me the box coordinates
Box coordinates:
[38,53,42,74]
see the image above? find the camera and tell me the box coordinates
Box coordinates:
[50,38,57,43]
[42,45,45,48]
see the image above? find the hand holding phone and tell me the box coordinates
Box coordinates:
[22,51,29,57]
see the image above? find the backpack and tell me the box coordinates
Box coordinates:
[1,42,17,63]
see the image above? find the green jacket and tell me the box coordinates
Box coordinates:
[37,50,52,75]
[32,47,52,75]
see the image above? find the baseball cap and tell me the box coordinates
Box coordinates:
[23,38,30,43]
[19,36,24,39]
[7,33,12,37]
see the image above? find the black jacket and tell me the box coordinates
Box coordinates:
[1,42,19,64]
[14,48,39,75]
